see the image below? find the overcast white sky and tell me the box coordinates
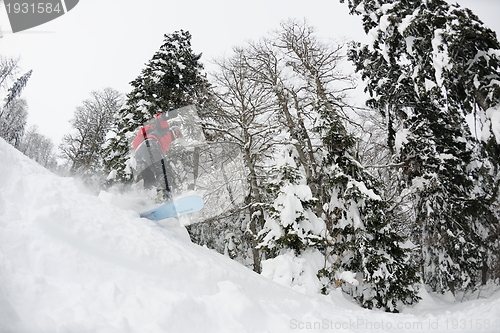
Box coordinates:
[1,0,499,146]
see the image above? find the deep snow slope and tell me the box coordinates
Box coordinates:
[1,138,499,333]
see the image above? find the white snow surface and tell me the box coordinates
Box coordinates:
[485,104,500,144]
[431,29,451,88]
[395,128,410,153]
[1,137,500,333]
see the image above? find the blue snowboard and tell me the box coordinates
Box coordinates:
[140,195,204,221]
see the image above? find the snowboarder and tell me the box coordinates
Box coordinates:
[132,112,182,201]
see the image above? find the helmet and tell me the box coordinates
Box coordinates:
[170,126,182,140]
[155,113,169,128]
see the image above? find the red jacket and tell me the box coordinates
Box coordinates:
[132,117,173,155]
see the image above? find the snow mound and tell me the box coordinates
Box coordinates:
[1,138,500,332]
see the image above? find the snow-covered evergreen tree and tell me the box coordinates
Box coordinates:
[0,98,27,148]
[317,109,420,312]
[263,20,419,310]
[0,56,31,148]
[341,0,500,293]
[259,146,327,295]
[104,30,210,184]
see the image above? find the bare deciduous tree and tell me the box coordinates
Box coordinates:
[18,126,57,170]
[59,88,123,186]
[206,49,282,273]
